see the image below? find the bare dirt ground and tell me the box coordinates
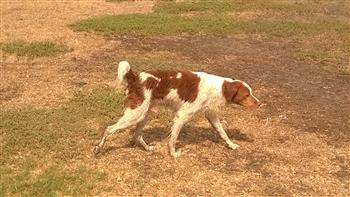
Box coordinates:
[1,1,349,196]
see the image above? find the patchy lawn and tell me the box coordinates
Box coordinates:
[1,0,349,196]
[0,88,122,196]
[0,41,70,58]
[71,0,350,73]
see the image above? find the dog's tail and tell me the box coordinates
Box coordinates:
[117,61,132,86]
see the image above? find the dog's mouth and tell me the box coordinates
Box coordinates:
[240,101,263,110]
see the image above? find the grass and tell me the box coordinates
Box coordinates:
[154,0,302,14]
[300,48,350,74]
[0,56,190,196]
[1,87,124,163]
[0,53,185,194]
[0,87,122,197]
[1,166,104,197]
[70,0,350,38]
[70,0,350,74]
[70,14,232,36]
[302,49,338,62]
[0,41,70,58]
[106,0,135,2]
[2,1,350,195]
[71,13,350,37]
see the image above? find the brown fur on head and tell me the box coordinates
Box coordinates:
[222,80,261,109]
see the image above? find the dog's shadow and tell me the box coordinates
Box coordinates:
[144,126,254,146]
[96,126,254,156]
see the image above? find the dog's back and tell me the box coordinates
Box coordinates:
[118,61,244,111]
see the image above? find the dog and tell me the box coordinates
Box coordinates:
[93,61,261,157]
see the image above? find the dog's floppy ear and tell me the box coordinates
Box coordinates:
[222,81,242,102]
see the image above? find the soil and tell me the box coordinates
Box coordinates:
[1,1,349,196]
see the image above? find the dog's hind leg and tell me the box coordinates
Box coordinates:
[93,95,152,155]
[93,110,145,154]
[133,118,154,151]
[205,109,239,150]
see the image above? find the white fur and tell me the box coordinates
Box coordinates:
[176,73,182,79]
[193,72,231,111]
[139,72,160,83]
[242,81,260,103]
[117,61,130,86]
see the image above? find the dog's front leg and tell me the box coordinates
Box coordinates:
[169,111,193,157]
[205,110,239,150]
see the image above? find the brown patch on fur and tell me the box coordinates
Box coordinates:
[222,80,260,108]
[142,77,159,90]
[232,84,250,105]
[148,70,200,102]
[222,80,241,102]
[147,70,177,100]
[222,81,249,104]
[124,69,144,109]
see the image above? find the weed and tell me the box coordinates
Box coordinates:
[0,41,71,58]
[302,49,337,62]
[1,166,105,197]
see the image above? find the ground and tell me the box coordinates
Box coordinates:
[0,1,349,196]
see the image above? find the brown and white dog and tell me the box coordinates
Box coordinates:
[93,61,261,157]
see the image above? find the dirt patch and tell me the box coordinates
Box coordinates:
[0,1,153,107]
[119,35,350,146]
[0,83,21,102]
[89,111,349,196]
[1,1,349,196]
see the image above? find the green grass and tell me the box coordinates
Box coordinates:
[70,0,350,38]
[1,166,104,197]
[154,0,240,14]
[70,13,350,37]
[302,49,338,62]
[106,0,135,2]
[0,41,71,58]
[154,0,350,15]
[0,87,122,196]
[70,14,233,36]
[1,87,124,163]
[154,0,295,14]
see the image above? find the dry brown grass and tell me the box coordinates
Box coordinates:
[1,1,349,196]
[0,0,153,108]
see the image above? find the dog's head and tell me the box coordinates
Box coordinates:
[222,80,261,109]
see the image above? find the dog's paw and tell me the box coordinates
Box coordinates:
[145,145,155,151]
[106,126,113,133]
[228,143,240,150]
[170,150,182,158]
[93,146,101,155]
